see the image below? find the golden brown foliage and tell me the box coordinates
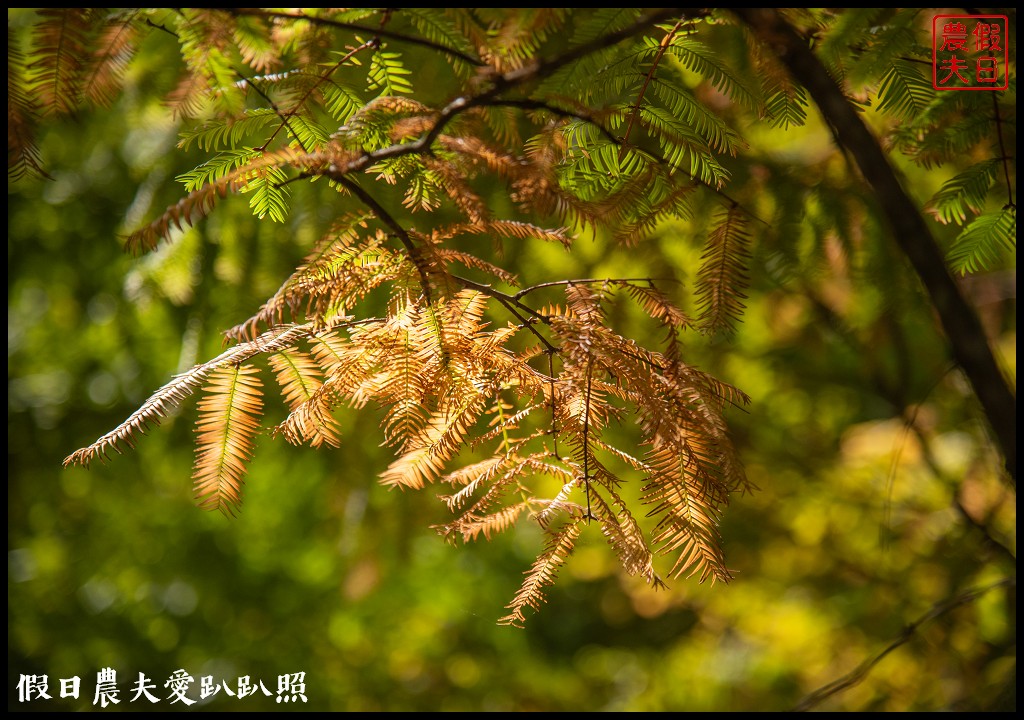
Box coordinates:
[39,8,763,623]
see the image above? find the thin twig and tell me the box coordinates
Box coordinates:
[792,577,1016,711]
[467,98,770,227]
[992,92,1015,209]
[217,7,484,66]
[452,275,559,354]
[497,9,687,87]
[618,18,686,163]
[548,351,559,459]
[235,71,313,154]
[277,10,762,227]
[253,39,376,152]
[514,277,680,300]
[329,175,434,304]
[325,9,686,175]
[582,352,595,521]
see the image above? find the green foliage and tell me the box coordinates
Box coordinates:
[649,77,743,156]
[664,33,759,111]
[947,207,1017,274]
[178,148,260,192]
[926,159,1001,225]
[177,108,279,152]
[763,84,809,129]
[843,11,919,87]
[322,80,365,124]
[694,208,751,335]
[367,46,414,96]
[876,59,935,121]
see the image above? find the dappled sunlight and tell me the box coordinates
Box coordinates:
[9,7,1014,712]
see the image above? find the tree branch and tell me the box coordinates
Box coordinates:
[450,275,559,354]
[992,92,1015,209]
[328,174,435,304]
[735,8,1016,485]
[326,9,689,174]
[475,98,767,225]
[250,39,376,152]
[792,577,1017,711]
[217,7,485,67]
[513,277,680,301]
[495,8,688,87]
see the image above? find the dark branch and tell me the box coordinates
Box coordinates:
[992,93,1015,209]
[306,9,763,229]
[513,277,680,301]
[328,175,434,304]
[495,8,691,87]
[217,7,485,67]
[735,8,1016,485]
[451,275,559,354]
[249,39,376,152]
[792,577,1017,711]
[327,9,689,173]
[366,93,767,228]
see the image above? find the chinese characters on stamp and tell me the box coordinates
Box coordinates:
[933,15,1009,90]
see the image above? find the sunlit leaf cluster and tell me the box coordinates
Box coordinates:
[8,8,1014,630]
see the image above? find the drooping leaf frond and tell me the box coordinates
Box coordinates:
[498,518,583,628]
[167,9,245,119]
[535,8,645,99]
[380,394,489,489]
[947,208,1017,275]
[925,159,1001,226]
[178,109,279,152]
[193,363,264,516]
[638,105,730,187]
[273,331,362,448]
[232,14,278,74]
[126,146,354,253]
[763,83,808,130]
[442,501,531,543]
[644,435,731,583]
[623,283,691,328]
[269,349,324,411]
[843,11,919,88]
[589,486,660,585]
[664,34,760,111]
[28,8,96,116]
[694,207,751,335]
[401,7,477,76]
[813,7,888,81]
[649,77,744,156]
[63,324,311,467]
[81,13,141,108]
[441,455,515,508]
[888,90,1001,170]
[367,46,414,96]
[226,217,395,341]
[876,59,935,122]
[8,29,47,181]
[476,7,570,73]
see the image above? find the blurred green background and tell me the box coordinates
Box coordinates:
[8,8,1016,712]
